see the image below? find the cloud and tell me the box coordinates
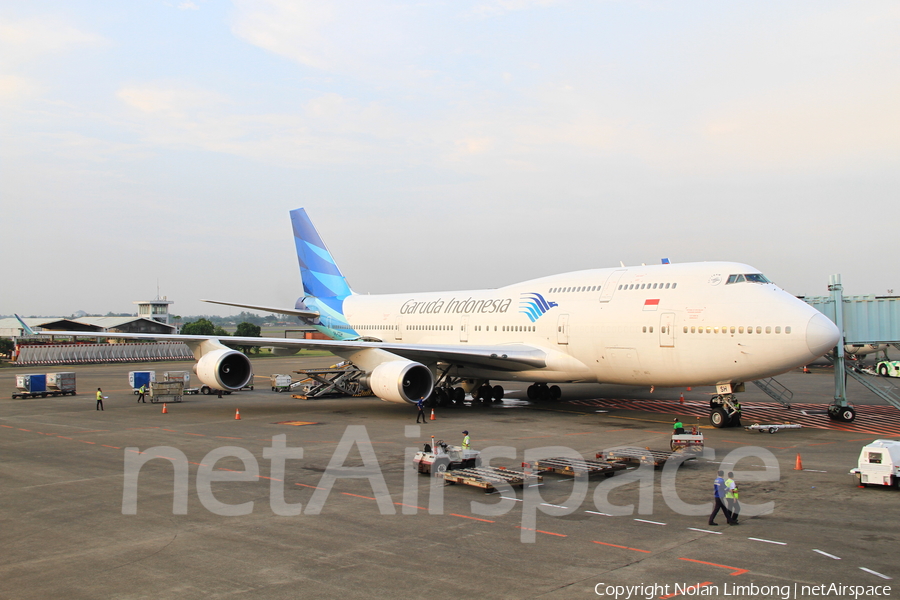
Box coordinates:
[0,16,107,63]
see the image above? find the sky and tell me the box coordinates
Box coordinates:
[2,0,898,317]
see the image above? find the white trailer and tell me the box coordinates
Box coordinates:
[851,439,900,488]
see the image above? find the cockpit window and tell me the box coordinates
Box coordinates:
[745,274,770,283]
[726,273,771,284]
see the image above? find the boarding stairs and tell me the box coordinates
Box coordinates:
[751,377,793,408]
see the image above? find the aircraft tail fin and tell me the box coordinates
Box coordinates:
[14,314,36,336]
[290,208,353,300]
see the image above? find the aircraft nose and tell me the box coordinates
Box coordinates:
[805,312,840,357]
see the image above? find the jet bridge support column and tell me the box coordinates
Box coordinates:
[828,274,853,421]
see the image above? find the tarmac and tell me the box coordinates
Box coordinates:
[1,358,898,599]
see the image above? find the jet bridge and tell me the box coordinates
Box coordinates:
[803,275,900,421]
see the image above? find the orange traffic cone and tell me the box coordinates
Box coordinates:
[803,365,810,374]
[430,408,435,421]
[687,387,692,391]
[235,408,241,420]
[679,393,684,404]
[162,403,168,414]
[794,453,803,470]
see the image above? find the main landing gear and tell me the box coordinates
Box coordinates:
[424,377,504,408]
[527,383,561,401]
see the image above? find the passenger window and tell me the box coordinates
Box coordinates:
[775,326,781,333]
[618,285,622,290]
[756,326,762,334]
[785,326,791,334]
[672,283,677,289]
[649,326,654,333]
[643,326,647,333]
[691,326,695,333]
[730,326,735,334]
[683,326,688,333]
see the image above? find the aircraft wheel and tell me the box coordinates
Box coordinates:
[549,385,561,400]
[838,406,856,422]
[452,387,465,403]
[526,384,537,400]
[769,427,777,434]
[710,407,730,428]
[492,385,504,402]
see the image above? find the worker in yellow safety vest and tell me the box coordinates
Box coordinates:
[462,430,471,449]
[725,471,740,524]
[96,388,104,411]
[137,384,146,403]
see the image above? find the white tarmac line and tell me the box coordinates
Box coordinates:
[812,549,840,560]
[688,527,722,535]
[634,518,666,525]
[500,497,523,502]
[585,511,612,516]
[748,537,786,545]
[541,503,568,509]
[860,567,892,580]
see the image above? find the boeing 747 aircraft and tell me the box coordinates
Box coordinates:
[40,208,844,426]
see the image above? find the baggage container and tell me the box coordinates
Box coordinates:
[46,372,76,394]
[129,371,156,392]
[164,371,191,384]
[16,374,46,393]
[270,374,293,392]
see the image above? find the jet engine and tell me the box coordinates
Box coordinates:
[195,347,253,391]
[366,360,433,404]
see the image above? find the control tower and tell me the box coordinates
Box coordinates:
[134,297,174,325]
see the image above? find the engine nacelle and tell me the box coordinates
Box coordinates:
[195,348,253,391]
[367,360,433,404]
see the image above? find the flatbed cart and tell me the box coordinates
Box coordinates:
[533,457,627,478]
[149,380,183,403]
[442,466,542,492]
[599,447,695,469]
[744,422,803,434]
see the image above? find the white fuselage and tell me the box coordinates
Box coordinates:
[336,262,838,387]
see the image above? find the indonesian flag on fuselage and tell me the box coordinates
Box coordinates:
[643,298,660,311]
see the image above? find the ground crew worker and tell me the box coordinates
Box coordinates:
[96,388,104,411]
[725,471,740,524]
[416,397,426,423]
[673,418,684,434]
[137,384,146,403]
[708,470,736,526]
[462,430,470,449]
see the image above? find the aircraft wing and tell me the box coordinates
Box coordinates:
[200,299,319,318]
[38,332,547,372]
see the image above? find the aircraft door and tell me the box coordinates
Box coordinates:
[395,316,403,341]
[659,312,675,348]
[598,270,626,303]
[460,316,469,342]
[557,314,569,345]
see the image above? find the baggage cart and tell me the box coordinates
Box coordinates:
[150,380,183,403]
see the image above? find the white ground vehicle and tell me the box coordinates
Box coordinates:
[876,360,900,378]
[851,440,900,488]
[414,439,481,475]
